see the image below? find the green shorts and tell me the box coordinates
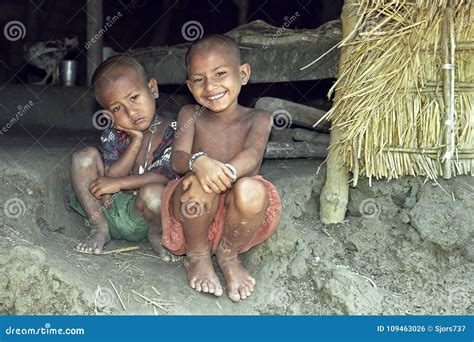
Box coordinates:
[69,192,149,242]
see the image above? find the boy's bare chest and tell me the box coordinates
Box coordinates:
[194,121,250,162]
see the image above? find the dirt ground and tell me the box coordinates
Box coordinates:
[0,136,472,315]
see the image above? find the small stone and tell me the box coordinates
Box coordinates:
[26,188,33,195]
[344,241,358,252]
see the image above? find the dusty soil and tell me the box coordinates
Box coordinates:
[0,136,472,315]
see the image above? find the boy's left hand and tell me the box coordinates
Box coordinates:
[89,176,122,199]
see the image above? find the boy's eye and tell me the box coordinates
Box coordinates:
[112,106,121,113]
[192,78,203,83]
[216,71,226,77]
[131,95,139,101]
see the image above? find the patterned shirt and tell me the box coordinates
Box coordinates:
[100,117,180,180]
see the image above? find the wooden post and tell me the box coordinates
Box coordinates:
[442,1,456,179]
[319,0,358,224]
[87,0,103,86]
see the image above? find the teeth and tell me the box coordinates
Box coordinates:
[208,92,225,100]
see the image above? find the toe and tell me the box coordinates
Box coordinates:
[201,281,209,293]
[208,282,215,294]
[195,280,202,292]
[214,284,223,297]
[189,277,196,290]
[239,288,248,300]
[228,289,241,302]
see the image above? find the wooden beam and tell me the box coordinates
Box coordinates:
[264,142,327,159]
[86,0,103,86]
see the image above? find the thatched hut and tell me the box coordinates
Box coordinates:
[312,0,473,223]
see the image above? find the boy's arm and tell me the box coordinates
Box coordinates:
[106,128,143,177]
[170,105,195,174]
[228,111,272,178]
[89,172,168,199]
[171,105,234,193]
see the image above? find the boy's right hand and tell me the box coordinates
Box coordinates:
[114,123,143,140]
[191,156,234,193]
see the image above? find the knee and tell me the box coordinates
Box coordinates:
[71,146,101,169]
[231,177,268,215]
[138,183,164,212]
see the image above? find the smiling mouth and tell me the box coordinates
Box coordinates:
[206,91,226,101]
[133,118,145,125]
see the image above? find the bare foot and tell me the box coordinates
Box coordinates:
[217,255,256,302]
[148,224,182,262]
[75,225,111,255]
[184,254,223,297]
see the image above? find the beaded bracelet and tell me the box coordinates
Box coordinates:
[188,151,207,172]
[225,163,238,183]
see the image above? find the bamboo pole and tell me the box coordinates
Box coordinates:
[441,0,456,179]
[319,0,358,224]
[87,0,103,86]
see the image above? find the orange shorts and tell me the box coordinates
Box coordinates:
[161,175,281,256]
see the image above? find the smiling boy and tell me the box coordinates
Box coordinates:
[161,35,282,302]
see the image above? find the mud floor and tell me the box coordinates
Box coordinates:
[0,136,473,315]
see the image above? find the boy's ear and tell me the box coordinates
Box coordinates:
[239,63,251,85]
[185,79,193,93]
[148,78,159,98]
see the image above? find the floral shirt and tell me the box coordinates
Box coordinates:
[100,118,180,180]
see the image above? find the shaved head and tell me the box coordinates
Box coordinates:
[91,55,147,97]
[185,34,241,68]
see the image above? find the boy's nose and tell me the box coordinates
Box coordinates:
[204,78,218,91]
[125,105,139,118]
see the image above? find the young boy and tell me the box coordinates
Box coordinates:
[161,35,282,302]
[65,55,180,260]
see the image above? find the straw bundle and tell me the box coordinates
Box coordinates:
[317,0,473,183]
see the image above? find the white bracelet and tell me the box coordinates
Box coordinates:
[188,152,207,172]
[225,163,238,182]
